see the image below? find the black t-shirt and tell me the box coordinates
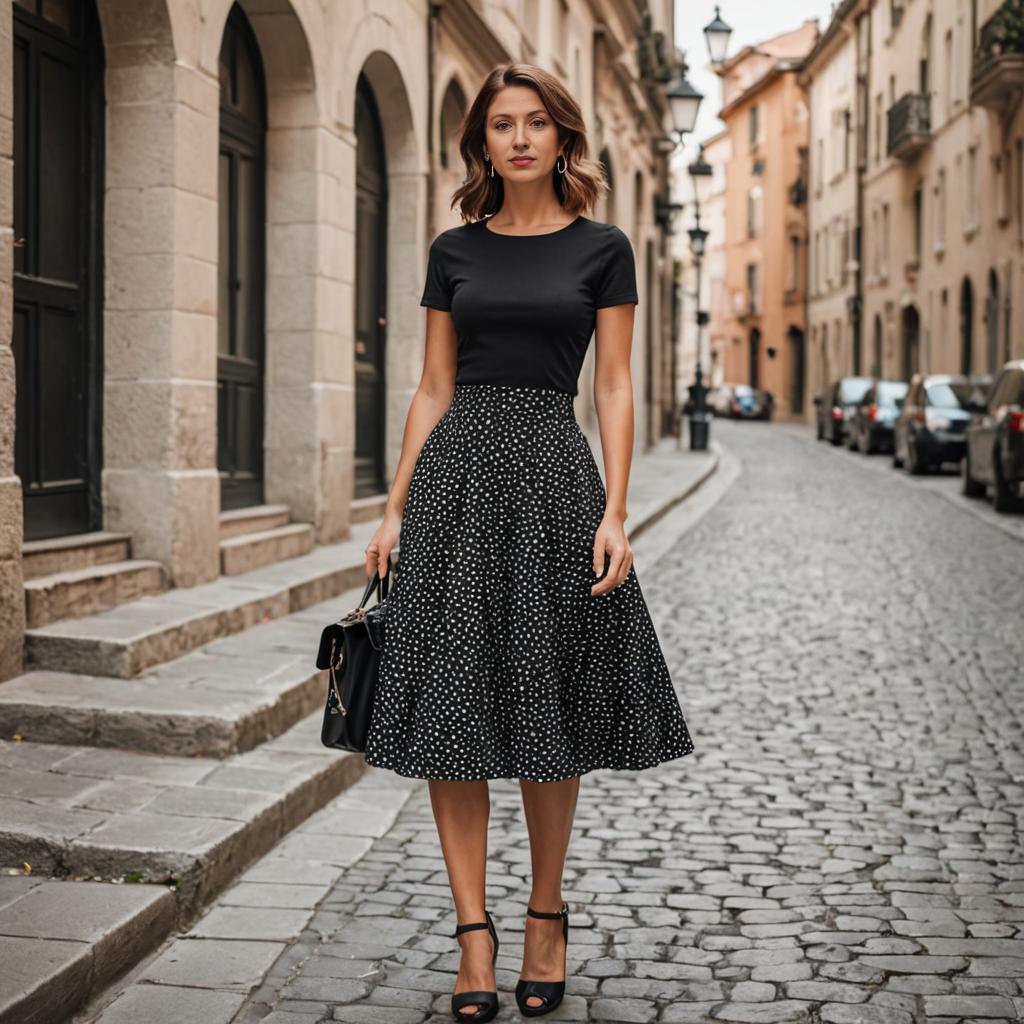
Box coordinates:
[419,214,638,396]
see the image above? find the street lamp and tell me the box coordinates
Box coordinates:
[684,150,714,451]
[662,8,730,450]
[703,6,733,67]
[687,223,708,259]
[666,71,703,137]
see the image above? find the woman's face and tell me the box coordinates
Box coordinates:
[483,85,562,180]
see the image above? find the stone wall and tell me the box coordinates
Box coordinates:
[0,0,24,678]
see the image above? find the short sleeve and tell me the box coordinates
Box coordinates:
[594,226,639,308]
[420,235,452,311]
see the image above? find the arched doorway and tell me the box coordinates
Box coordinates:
[749,328,761,388]
[986,268,999,373]
[872,314,883,377]
[439,78,467,171]
[901,305,920,380]
[354,75,389,497]
[788,327,805,415]
[217,4,267,510]
[13,0,104,540]
[960,276,974,375]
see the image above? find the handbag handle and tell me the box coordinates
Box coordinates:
[357,552,392,608]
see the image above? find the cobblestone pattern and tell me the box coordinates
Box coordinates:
[232,421,1024,1024]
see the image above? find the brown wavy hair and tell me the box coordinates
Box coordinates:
[450,63,609,223]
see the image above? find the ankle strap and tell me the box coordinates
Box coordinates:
[454,920,490,937]
[526,902,568,920]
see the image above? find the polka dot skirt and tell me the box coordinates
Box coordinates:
[362,383,695,782]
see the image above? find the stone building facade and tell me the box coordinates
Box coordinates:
[0,0,680,679]
[710,20,818,421]
[802,0,1024,405]
[800,0,865,398]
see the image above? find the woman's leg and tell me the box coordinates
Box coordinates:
[518,776,581,1008]
[428,779,494,1016]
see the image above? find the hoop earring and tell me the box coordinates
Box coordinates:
[556,154,567,175]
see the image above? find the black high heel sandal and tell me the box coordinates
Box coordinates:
[515,901,569,1017]
[451,908,500,1023]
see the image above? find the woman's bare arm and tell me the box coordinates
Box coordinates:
[590,302,637,595]
[366,308,458,578]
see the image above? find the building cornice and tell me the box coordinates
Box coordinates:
[798,0,866,83]
[437,0,512,69]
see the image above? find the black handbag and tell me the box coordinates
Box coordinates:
[316,555,392,752]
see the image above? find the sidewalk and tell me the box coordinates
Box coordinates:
[0,437,721,1024]
[581,428,719,542]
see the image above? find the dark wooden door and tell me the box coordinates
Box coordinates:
[13,0,103,540]
[354,77,388,498]
[788,327,805,415]
[217,5,267,510]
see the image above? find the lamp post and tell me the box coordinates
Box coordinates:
[684,149,713,450]
[663,7,731,450]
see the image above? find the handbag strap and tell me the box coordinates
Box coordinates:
[357,552,393,609]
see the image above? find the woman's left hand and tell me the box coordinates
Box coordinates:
[591,513,633,596]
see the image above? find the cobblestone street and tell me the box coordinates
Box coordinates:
[166,423,1024,1023]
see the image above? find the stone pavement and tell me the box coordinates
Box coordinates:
[77,419,1024,1023]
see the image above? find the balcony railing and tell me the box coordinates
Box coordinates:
[972,0,1024,113]
[886,93,930,161]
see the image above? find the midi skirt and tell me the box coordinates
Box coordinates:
[362,383,695,783]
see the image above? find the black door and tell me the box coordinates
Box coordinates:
[13,0,104,540]
[788,327,805,415]
[901,306,920,380]
[749,329,761,389]
[354,77,388,498]
[960,277,974,375]
[217,5,267,510]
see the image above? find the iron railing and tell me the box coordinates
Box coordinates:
[974,0,1024,80]
[886,93,930,158]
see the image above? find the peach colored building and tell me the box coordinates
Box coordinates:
[711,21,819,420]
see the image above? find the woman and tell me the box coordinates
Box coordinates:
[362,63,694,1022]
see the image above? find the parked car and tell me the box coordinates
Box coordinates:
[962,360,1024,512]
[710,383,772,420]
[850,379,908,454]
[893,373,990,473]
[707,386,730,416]
[814,376,872,445]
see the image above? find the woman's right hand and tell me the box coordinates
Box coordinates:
[365,509,402,581]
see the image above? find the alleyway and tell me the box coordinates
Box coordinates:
[111,422,1024,1024]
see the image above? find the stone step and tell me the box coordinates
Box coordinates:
[23,520,384,679]
[351,492,388,523]
[22,532,133,583]
[219,522,315,576]
[0,877,175,1024]
[0,712,367,926]
[86,769,418,1024]
[0,581,372,757]
[218,503,291,541]
[24,559,168,630]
